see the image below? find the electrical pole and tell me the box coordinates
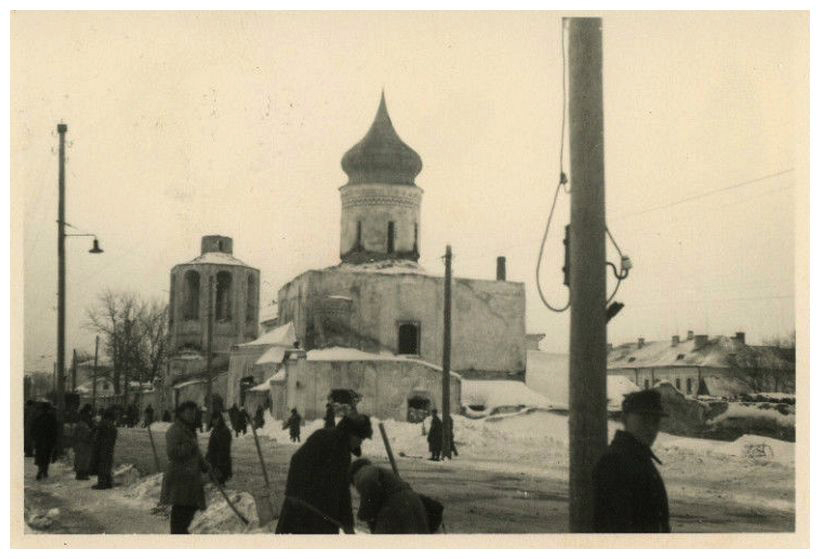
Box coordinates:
[205,275,215,427]
[441,245,453,460]
[71,349,78,392]
[92,335,99,412]
[567,17,608,533]
[56,123,67,421]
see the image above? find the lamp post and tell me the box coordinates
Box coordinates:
[55,123,104,423]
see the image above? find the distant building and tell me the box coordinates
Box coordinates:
[164,235,260,410]
[607,331,795,398]
[227,93,529,421]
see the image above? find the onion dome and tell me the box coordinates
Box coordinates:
[341,92,423,186]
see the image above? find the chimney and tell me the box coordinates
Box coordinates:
[694,334,708,350]
[687,330,694,341]
[672,335,680,347]
[496,256,506,281]
[735,331,746,345]
[637,337,645,349]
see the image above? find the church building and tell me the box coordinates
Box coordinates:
[227,93,527,422]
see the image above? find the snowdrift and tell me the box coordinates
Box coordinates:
[461,379,555,416]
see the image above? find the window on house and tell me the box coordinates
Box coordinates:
[184,270,200,320]
[644,379,650,389]
[413,222,418,252]
[246,275,256,323]
[628,357,636,363]
[217,239,223,251]
[675,378,681,390]
[686,378,693,394]
[356,221,362,248]
[216,271,232,321]
[676,354,685,361]
[398,322,420,355]
[387,221,395,253]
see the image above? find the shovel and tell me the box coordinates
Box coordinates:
[146,425,161,473]
[198,448,250,526]
[250,422,277,526]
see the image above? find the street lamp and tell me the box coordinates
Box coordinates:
[55,123,103,425]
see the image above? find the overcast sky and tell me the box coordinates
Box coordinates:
[13,11,805,371]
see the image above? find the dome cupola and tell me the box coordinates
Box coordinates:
[341,92,423,186]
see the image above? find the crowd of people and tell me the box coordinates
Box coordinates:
[25,387,672,535]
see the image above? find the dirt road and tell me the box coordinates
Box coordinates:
[24,426,793,534]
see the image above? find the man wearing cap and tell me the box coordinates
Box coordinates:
[593,389,670,533]
[276,413,373,534]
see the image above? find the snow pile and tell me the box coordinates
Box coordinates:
[125,472,164,502]
[148,422,172,433]
[25,506,58,530]
[461,380,555,416]
[112,464,141,486]
[655,432,795,466]
[190,487,259,534]
[709,402,795,427]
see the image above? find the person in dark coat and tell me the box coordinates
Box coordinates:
[324,402,336,429]
[444,415,458,458]
[162,410,172,422]
[426,409,442,461]
[236,406,249,436]
[73,407,95,480]
[144,404,155,428]
[349,459,429,534]
[593,389,670,533]
[31,401,58,480]
[283,408,302,442]
[24,400,36,457]
[160,401,208,534]
[275,414,373,535]
[228,404,239,436]
[194,406,204,433]
[92,408,118,489]
[205,413,232,486]
[254,405,266,430]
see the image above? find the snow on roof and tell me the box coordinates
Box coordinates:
[608,336,794,370]
[304,347,460,378]
[256,346,286,365]
[249,380,271,392]
[525,350,639,410]
[240,322,297,347]
[461,379,555,412]
[172,378,207,389]
[271,370,286,382]
[183,251,252,268]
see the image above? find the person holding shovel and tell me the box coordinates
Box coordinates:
[349,458,429,534]
[275,414,373,534]
[160,401,208,534]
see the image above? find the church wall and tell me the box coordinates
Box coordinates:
[277,269,527,376]
[284,357,460,421]
[225,345,268,407]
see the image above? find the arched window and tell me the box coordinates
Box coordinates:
[356,221,362,249]
[246,274,256,323]
[413,222,418,253]
[184,270,200,320]
[675,378,681,390]
[387,221,395,253]
[216,271,232,321]
[686,378,693,394]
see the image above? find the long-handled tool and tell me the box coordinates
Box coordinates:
[146,425,161,473]
[286,496,353,534]
[250,421,277,524]
[378,421,446,534]
[198,448,250,526]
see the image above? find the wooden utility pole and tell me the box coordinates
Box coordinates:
[71,349,78,392]
[567,17,608,533]
[92,335,99,411]
[441,245,453,460]
[205,275,215,426]
[56,123,67,420]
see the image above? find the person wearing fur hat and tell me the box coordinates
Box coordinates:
[275,413,373,534]
[349,458,429,534]
[593,389,670,533]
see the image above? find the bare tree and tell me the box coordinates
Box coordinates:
[85,290,168,402]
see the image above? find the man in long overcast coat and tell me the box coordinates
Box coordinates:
[275,413,373,534]
[592,389,671,533]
